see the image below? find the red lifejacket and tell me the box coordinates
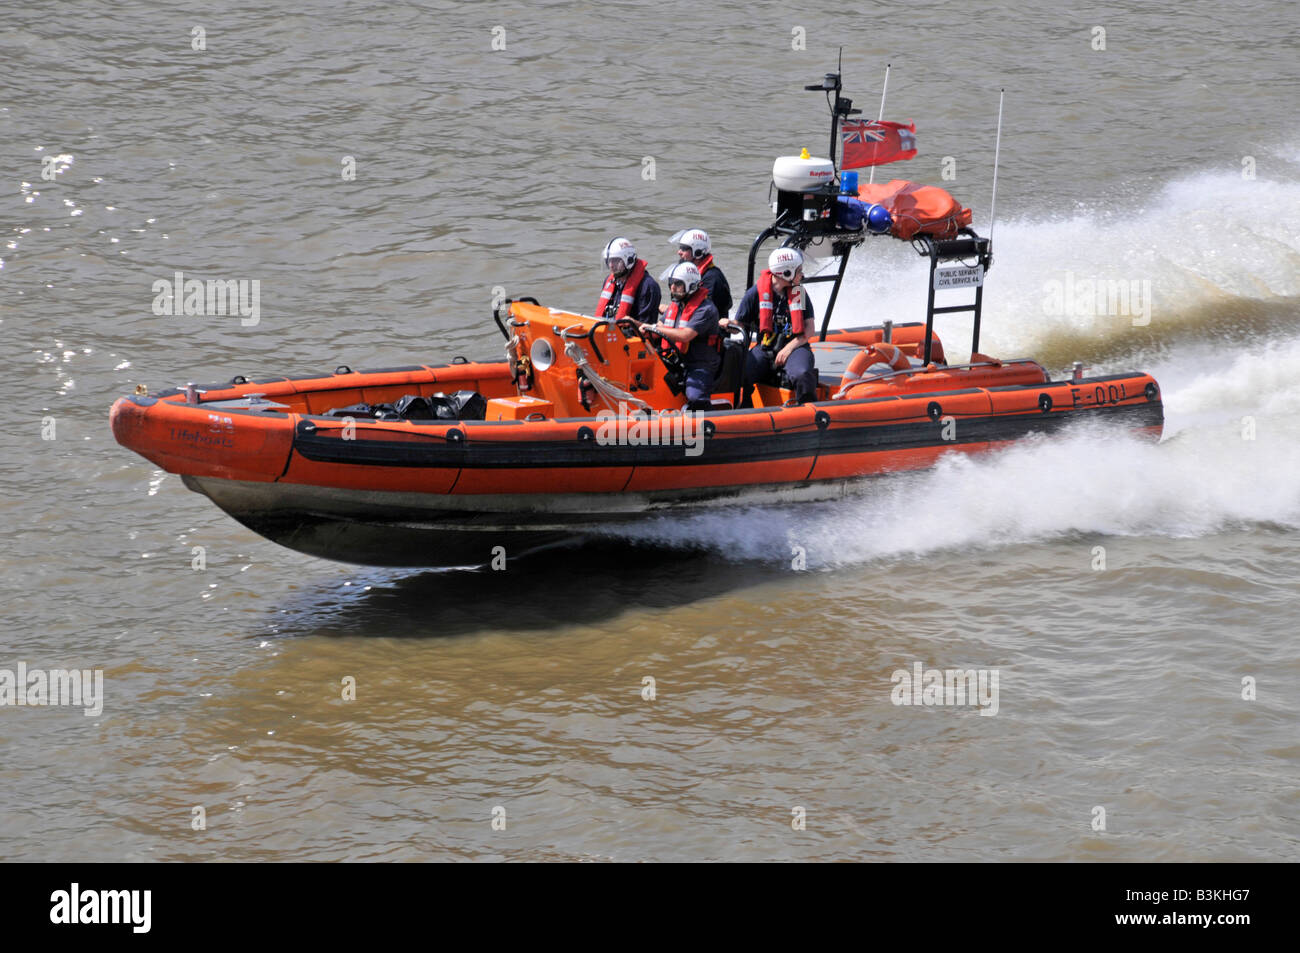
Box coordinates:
[695,254,715,276]
[756,269,806,337]
[659,286,710,354]
[596,258,649,319]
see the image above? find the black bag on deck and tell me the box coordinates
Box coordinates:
[334,392,487,422]
[323,402,401,420]
[393,394,436,420]
[435,390,487,421]
[324,402,389,419]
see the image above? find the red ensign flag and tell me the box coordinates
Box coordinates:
[840,119,918,169]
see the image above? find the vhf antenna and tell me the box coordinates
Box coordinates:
[988,88,1005,248]
[805,48,860,169]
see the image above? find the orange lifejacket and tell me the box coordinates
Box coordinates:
[844,343,912,382]
[596,258,649,320]
[756,269,805,338]
[695,253,715,275]
[659,286,710,354]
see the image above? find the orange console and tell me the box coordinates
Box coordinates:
[503,301,681,416]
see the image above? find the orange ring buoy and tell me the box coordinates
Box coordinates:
[843,342,912,382]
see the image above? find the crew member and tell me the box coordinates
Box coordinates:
[733,247,818,406]
[668,228,732,320]
[638,261,721,411]
[597,237,660,323]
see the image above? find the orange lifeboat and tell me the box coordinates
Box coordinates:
[110,299,1162,567]
[109,71,1165,568]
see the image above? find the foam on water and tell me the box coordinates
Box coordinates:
[604,344,1300,569]
[608,411,1300,569]
[1151,333,1300,430]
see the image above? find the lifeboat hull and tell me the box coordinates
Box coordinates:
[110,343,1163,567]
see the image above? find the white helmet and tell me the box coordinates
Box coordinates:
[768,246,804,280]
[660,261,702,296]
[602,237,637,271]
[669,228,711,260]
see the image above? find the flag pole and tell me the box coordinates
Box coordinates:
[868,64,890,185]
[988,88,1004,246]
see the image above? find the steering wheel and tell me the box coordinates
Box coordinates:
[616,318,674,357]
[642,326,675,357]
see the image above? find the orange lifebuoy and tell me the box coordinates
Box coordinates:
[844,342,912,382]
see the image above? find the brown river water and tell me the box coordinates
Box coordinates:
[2,0,1298,861]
